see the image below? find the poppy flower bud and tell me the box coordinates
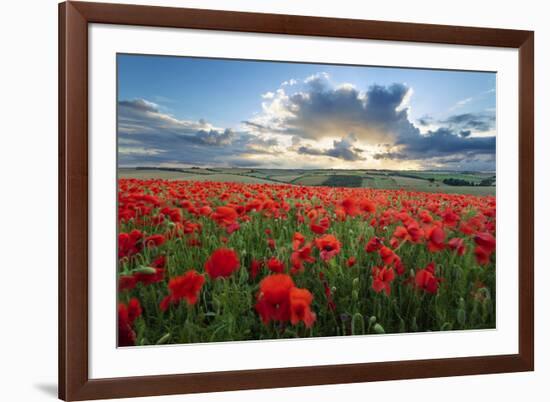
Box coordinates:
[458,297,465,309]
[482,298,493,321]
[399,318,406,332]
[352,290,359,301]
[369,316,377,326]
[411,316,418,332]
[156,333,171,345]
[352,278,360,291]
[351,313,365,335]
[133,265,157,274]
[212,297,221,313]
[451,266,462,281]
[373,323,385,334]
[457,308,466,326]
[440,322,452,331]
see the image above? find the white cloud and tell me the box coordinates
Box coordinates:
[118,146,165,156]
[304,71,330,84]
[281,79,298,86]
[449,96,473,111]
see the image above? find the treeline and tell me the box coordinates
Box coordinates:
[443,177,495,187]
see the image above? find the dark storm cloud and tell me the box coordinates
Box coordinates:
[250,77,495,166]
[373,128,494,159]
[417,115,433,127]
[397,127,495,156]
[119,99,159,113]
[442,112,495,132]
[118,73,496,169]
[263,77,417,144]
[296,134,364,162]
[190,129,235,146]
[373,126,495,170]
[373,151,407,160]
[118,98,223,139]
[248,136,279,148]
[117,98,256,166]
[118,130,258,167]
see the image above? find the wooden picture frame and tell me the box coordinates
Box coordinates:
[59,1,534,400]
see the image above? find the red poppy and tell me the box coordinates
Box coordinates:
[419,210,433,223]
[406,221,424,243]
[474,246,491,265]
[118,298,142,347]
[321,280,336,311]
[415,262,441,294]
[395,258,406,276]
[393,226,408,240]
[211,206,238,226]
[442,208,459,227]
[162,270,205,309]
[379,246,399,266]
[127,297,142,322]
[145,234,165,248]
[448,237,466,256]
[365,237,383,253]
[347,256,356,267]
[187,238,202,247]
[183,222,202,235]
[474,232,496,253]
[310,216,330,234]
[292,232,305,251]
[426,226,446,252]
[162,207,182,223]
[290,243,315,273]
[249,259,263,279]
[204,248,240,279]
[335,207,346,221]
[255,274,295,324]
[341,197,359,216]
[289,287,316,327]
[199,205,212,216]
[315,234,341,261]
[118,275,137,292]
[360,199,376,214]
[151,255,166,268]
[226,222,240,234]
[118,229,143,258]
[371,266,395,296]
[267,257,285,273]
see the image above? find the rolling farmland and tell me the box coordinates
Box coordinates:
[119,168,496,196]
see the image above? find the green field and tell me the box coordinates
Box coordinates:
[119,167,495,196]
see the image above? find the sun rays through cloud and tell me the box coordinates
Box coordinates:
[117,55,496,171]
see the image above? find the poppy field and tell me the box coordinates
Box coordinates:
[117,178,496,347]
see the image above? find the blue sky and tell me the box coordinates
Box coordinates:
[117,54,496,171]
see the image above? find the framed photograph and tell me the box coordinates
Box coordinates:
[59,1,534,400]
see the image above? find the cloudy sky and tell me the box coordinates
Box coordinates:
[117,54,496,171]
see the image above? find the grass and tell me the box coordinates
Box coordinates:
[119,168,495,196]
[118,179,496,346]
[323,175,364,187]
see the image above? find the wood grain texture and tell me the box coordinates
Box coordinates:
[72,1,531,48]
[59,2,89,400]
[58,1,534,400]
[518,32,535,370]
